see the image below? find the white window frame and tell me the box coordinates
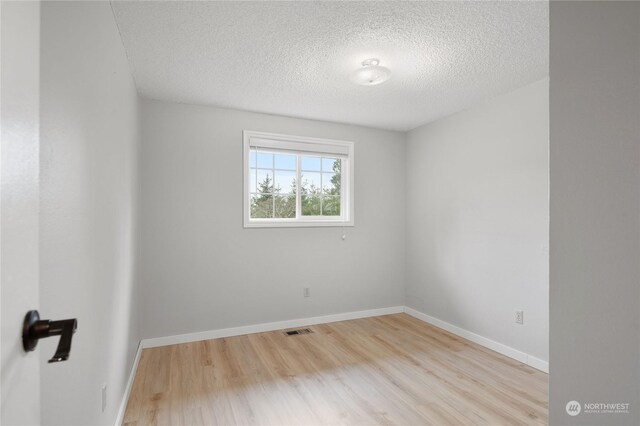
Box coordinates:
[243,130,354,228]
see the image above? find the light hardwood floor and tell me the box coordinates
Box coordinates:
[123,314,548,425]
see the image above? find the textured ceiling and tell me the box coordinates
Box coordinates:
[111,1,548,131]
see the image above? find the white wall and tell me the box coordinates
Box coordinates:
[405,79,549,363]
[1,2,41,424]
[39,2,140,425]
[549,2,640,424]
[139,100,406,339]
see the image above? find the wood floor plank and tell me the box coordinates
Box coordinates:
[123,314,548,425]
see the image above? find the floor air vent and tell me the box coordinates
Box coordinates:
[284,328,313,336]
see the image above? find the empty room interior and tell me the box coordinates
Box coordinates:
[2,1,639,426]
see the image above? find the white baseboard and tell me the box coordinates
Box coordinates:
[526,355,550,373]
[115,341,143,426]
[141,306,405,349]
[403,306,549,373]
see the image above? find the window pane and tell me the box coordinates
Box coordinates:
[274,170,296,194]
[256,170,273,193]
[336,159,342,174]
[257,152,273,169]
[250,194,273,218]
[301,156,321,171]
[274,195,296,218]
[274,154,296,170]
[301,194,321,216]
[322,172,340,195]
[322,195,341,216]
[322,157,339,172]
[249,169,257,193]
[301,172,321,194]
[249,150,256,168]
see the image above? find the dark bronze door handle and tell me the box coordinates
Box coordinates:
[22,310,77,363]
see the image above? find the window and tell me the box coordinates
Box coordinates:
[243,131,354,227]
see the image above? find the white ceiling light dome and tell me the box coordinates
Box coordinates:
[350,58,391,86]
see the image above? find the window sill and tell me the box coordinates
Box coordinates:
[244,219,354,228]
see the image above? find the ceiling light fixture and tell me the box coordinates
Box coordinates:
[350,58,391,86]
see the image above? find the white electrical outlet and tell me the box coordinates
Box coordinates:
[515,310,524,325]
[303,287,310,298]
[101,384,107,412]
